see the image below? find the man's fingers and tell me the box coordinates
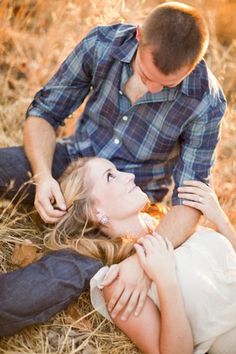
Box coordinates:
[120,289,140,321]
[53,185,67,211]
[100,264,120,288]
[35,197,66,223]
[37,207,65,223]
[110,288,131,319]
[134,289,148,317]
[107,283,125,312]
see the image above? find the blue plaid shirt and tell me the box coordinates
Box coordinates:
[26,24,226,204]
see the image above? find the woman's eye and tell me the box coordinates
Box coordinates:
[107,172,115,182]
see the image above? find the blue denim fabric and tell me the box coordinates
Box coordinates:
[0,250,103,336]
[0,142,71,204]
[0,147,102,336]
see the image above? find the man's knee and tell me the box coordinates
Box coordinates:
[0,250,103,336]
[0,146,34,203]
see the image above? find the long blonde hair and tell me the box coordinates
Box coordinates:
[44,157,136,265]
[44,157,166,265]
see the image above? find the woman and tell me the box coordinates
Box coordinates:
[45,156,236,354]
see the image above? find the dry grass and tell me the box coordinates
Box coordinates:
[0,0,235,352]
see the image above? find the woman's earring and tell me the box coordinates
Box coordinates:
[99,215,109,225]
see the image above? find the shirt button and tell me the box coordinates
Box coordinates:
[119,90,123,95]
[114,138,120,145]
[122,115,128,121]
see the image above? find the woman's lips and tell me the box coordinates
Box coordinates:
[128,185,137,193]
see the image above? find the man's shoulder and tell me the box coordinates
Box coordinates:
[89,23,136,44]
[184,60,226,104]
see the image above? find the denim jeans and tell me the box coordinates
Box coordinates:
[0,144,103,336]
[0,142,72,204]
[0,250,102,336]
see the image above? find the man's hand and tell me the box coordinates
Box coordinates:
[101,255,151,321]
[34,175,67,223]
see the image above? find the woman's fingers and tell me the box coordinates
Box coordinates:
[134,244,146,266]
[165,238,174,254]
[178,185,205,196]
[137,235,169,254]
[183,180,210,189]
[181,199,204,211]
[178,192,205,203]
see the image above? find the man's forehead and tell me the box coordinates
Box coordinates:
[138,47,190,84]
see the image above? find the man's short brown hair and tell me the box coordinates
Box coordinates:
[141,2,209,74]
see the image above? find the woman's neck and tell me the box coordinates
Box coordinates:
[107,213,154,240]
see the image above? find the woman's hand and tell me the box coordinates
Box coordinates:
[134,234,176,285]
[177,180,225,225]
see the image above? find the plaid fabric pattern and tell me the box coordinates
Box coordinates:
[26,24,227,204]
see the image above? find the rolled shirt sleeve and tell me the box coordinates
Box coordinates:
[26,27,98,129]
[172,91,227,205]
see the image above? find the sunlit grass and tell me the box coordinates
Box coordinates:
[0,0,235,352]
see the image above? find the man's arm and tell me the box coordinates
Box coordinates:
[24,117,66,223]
[102,205,200,319]
[104,91,226,319]
[166,90,226,245]
[24,28,98,222]
[156,205,201,248]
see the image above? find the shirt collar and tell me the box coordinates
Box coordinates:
[180,60,207,100]
[112,26,138,63]
[112,25,207,102]
[137,87,179,103]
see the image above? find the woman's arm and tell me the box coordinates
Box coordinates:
[103,284,161,354]
[177,180,236,250]
[103,236,193,354]
[135,236,193,354]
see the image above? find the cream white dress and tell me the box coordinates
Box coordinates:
[90,227,236,354]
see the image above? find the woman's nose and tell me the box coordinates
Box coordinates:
[125,172,135,182]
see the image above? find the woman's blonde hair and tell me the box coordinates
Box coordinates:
[44,157,166,265]
[44,157,136,265]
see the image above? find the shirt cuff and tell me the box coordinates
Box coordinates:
[25,107,64,130]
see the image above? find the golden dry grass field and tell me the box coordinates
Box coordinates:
[0,0,236,353]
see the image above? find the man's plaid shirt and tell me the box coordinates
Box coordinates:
[26,24,226,204]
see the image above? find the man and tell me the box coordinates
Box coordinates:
[0,2,226,335]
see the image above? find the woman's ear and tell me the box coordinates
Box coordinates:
[95,209,109,225]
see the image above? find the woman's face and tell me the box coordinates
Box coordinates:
[88,158,148,222]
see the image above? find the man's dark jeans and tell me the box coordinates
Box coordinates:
[0,144,103,336]
[0,250,102,336]
[0,143,71,204]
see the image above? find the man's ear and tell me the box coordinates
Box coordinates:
[136,25,142,43]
